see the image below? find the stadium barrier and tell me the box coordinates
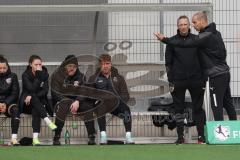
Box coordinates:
[0,111,199,145]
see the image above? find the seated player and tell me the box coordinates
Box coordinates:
[0,55,20,145]
[88,54,134,144]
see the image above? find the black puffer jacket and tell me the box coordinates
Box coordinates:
[165,31,202,83]
[88,66,130,103]
[19,66,50,113]
[163,23,229,78]
[0,68,19,105]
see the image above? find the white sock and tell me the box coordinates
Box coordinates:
[43,117,52,125]
[12,134,17,140]
[126,132,131,137]
[100,131,106,137]
[33,133,39,139]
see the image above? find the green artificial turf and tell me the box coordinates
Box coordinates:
[1,144,240,160]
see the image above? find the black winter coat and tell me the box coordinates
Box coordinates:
[0,68,19,105]
[162,23,229,78]
[165,31,202,83]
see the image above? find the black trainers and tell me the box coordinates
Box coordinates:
[53,136,61,146]
[175,137,185,145]
[88,134,96,145]
[197,136,206,144]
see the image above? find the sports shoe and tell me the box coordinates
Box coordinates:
[175,137,185,145]
[11,139,19,146]
[48,122,57,131]
[53,135,61,146]
[88,134,96,145]
[100,131,107,145]
[125,132,134,144]
[197,136,206,144]
[32,138,40,146]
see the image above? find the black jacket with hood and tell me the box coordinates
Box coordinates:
[0,67,19,105]
[88,66,130,104]
[165,30,202,83]
[51,68,85,106]
[162,22,229,78]
[19,66,50,113]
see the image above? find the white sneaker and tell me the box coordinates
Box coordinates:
[100,131,107,145]
[125,132,134,144]
[11,138,19,146]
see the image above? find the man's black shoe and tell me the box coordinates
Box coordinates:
[88,134,96,145]
[197,136,206,144]
[175,137,185,145]
[53,136,61,145]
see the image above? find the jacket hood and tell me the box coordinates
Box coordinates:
[110,66,119,76]
[61,55,78,67]
[203,22,217,34]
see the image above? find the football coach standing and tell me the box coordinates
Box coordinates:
[154,11,237,121]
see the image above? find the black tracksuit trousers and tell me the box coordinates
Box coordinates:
[22,96,49,133]
[97,101,132,132]
[209,72,237,121]
[3,104,20,134]
[171,80,206,138]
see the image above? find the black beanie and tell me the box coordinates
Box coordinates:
[63,55,78,66]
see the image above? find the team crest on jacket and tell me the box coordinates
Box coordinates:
[5,78,12,84]
[97,79,103,83]
[74,81,79,87]
[113,77,118,82]
[40,82,44,87]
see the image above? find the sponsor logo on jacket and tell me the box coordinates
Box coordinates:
[40,82,44,87]
[73,81,79,87]
[5,78,12,84]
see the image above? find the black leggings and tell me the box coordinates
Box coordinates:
[97,102,132,132]
[4,104,20,134]
[23,96,49,133]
